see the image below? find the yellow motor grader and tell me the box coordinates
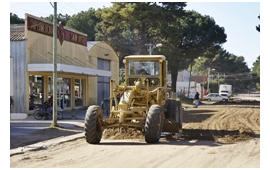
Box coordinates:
[84,55,183,144]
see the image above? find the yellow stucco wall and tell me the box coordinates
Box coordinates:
[25,14,119,108]
[87,42,119,105]
[26,14,88,67]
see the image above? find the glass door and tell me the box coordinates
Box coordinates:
[58,78,71,109]
[75,79,84,107]
[48,77,71,109]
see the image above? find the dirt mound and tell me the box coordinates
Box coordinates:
[180,128,255,143]
[102,127,145,140]
[182,106,259,143]
[101,105,259,143]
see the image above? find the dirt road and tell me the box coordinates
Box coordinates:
[10,102,260,168]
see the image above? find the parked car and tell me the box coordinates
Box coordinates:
[203,93,228,102]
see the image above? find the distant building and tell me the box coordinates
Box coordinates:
[191,75,207,84]
[167,70,207,98]
[167,69,190,83]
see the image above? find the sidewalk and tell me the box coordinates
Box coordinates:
[10,109,88,156]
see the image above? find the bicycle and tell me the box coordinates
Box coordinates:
[33,103,63,120]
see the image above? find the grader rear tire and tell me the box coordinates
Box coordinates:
[145,104,164,143]
[175,101,183,129]
[165,100,183,129]
[165,100,176,119]
[84,105,103,144]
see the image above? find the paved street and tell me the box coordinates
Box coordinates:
[10,109,87,143]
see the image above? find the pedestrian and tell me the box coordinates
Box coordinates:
[194,92,200,108]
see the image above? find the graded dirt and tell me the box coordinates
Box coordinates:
[11,100,260,149]
[10,101,260,168]
[101,101,260,143]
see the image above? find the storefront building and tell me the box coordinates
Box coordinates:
[10,14,119,114]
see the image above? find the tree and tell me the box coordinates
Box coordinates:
[192,48,254,91]
[256,15,260,32]
[66,8,101,41]
[253,14,260,90]
[251,56,260,89]
[10,13,24,24]
[41,13,71,26]
[95,3,227,92]
[165,10,227,91]
[95,2,187,68]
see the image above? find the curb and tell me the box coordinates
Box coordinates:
[10,132,85,157]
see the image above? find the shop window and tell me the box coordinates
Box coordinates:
[75,79,84,107]
[97,59,110,105]
[48,77,71,109]
[29,75,44,110]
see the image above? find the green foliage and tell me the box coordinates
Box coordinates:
[207,50,257,91]
[256,15,260,32]
[66,8,101,41]
[95,2,187,68]
[251,56,260,77]
[193,47,257,92]
[41,13,71,26]
[250,56,260,90]
[166,10,227,91]
[94,4,227,92]
[209,81,219,93]
[256,83,260,90]
[192,48,250,76]
[10,13,24,24]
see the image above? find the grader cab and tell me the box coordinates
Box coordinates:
[84,55,183,144]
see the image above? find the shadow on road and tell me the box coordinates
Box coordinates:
[183,110,216,123]
[10,125,84,149]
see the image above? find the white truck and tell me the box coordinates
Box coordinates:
[219,84,232,98]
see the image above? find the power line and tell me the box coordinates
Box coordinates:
[67,2,79,13]
[57,3,76,15]
[49,2,54,8]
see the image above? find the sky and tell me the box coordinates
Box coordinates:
[9,1,262,69]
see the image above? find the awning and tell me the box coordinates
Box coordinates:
[27,63,112,77]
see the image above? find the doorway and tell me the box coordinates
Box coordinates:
[48,77,71,109]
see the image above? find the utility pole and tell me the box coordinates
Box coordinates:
[187,61,192,98]
[51,2,58,127]
[218,72,220,88]
[207,67,210,94]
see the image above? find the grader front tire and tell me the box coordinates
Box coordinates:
[145,104,164,143]
[84,105,103,144]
